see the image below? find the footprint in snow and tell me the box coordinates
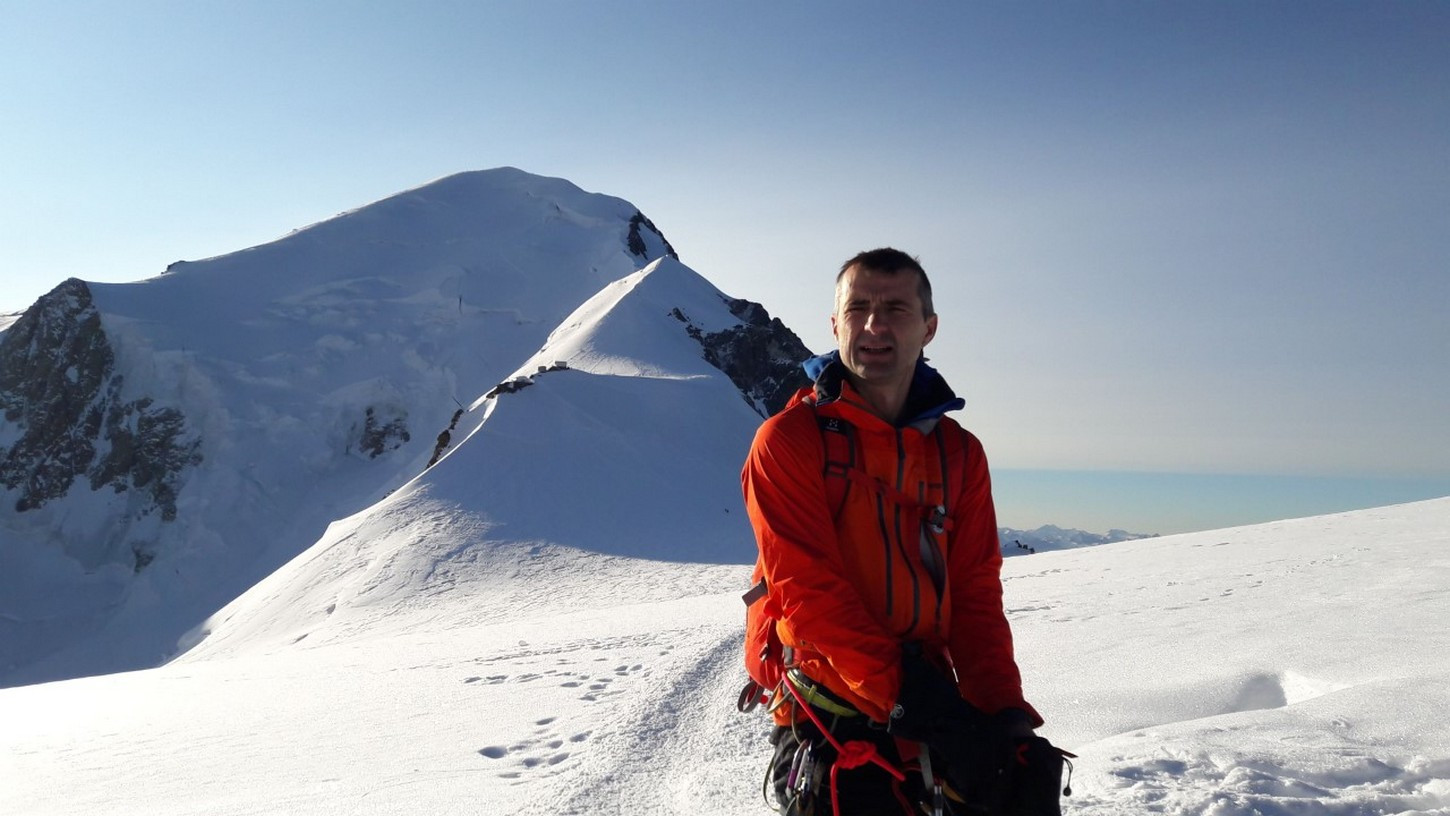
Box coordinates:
[464,674,509,685]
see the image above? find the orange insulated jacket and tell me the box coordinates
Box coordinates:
[742,353,1040,726]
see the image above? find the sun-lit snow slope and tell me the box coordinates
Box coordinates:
[509,255,755,381]
[178,257,765,660]
[0,167,676,687]
[0,573,762,816]
[4,494,1447,814]
[1015,497,1450,815]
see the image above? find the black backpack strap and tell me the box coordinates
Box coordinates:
[742,577,768,607]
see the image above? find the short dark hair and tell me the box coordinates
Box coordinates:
[835,247,934,317]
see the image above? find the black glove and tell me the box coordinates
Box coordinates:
[1001,733,1072,816]
[889,650,1072,816]
[886,648,985,741]
[887,650,1007,808]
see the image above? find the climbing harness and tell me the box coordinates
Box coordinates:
[782,673,908,816]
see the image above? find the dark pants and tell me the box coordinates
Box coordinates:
[768,714,1066,816]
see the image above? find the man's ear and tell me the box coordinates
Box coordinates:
[831,313,840,340]
[923,314,938,346]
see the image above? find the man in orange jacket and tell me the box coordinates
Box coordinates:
[742,248,1060,815]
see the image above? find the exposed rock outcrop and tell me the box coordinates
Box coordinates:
[673,297,811,417]
[627,211,678,261]
[0,278,200,525]
[355,405,411,459]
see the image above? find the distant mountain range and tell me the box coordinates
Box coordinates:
[999,525,1154,556]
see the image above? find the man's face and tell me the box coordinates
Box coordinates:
[832,264,938,390]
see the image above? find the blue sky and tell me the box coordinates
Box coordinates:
[3,1,1447,533]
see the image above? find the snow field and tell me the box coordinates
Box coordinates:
[6,499,1450,814]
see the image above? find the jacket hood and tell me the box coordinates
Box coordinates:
[800,351,965,426]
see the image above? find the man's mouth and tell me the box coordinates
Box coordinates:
[858,345,893,356]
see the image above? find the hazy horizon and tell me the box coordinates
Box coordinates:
[993,468,1450,535]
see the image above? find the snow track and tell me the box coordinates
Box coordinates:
[539,619,763,815]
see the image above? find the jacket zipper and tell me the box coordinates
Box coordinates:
[894,428,922,634]
[876,492,893,618]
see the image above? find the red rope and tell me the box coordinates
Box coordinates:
[784,676,906,816]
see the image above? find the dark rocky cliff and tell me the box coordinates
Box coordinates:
[673,296,811,417]
[0,279,200,545]
[627,211,678,262]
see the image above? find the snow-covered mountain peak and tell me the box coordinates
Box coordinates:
[0,168,729,687]
[518,257,729,381]
[181,257,809,659]
[165,166,676,284]
[516,256,797,386]
[101,168,675,358]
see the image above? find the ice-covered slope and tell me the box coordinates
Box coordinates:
[0,168,814,687]
[182,257,775,660]
[3,496,1446,815]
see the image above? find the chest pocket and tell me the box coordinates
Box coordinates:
[817,413,955,612]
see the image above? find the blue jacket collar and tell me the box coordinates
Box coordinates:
[802,351,965,426]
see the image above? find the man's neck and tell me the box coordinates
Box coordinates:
[849,378,910,425]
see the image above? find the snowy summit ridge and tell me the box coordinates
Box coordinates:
[0,168,806,687]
